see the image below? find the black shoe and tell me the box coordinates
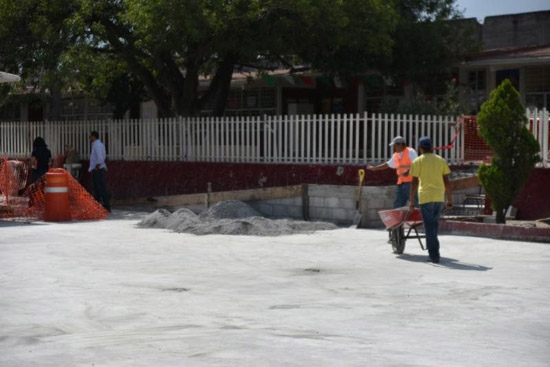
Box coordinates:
[427,257,440,264]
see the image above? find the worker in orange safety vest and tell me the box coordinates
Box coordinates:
[367,136,419,208]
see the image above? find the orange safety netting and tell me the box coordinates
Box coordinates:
[461,116,493,163]
[0,156,28,201]
[0,164,108,220]
[429,116,493,162]
[0,157,29,217]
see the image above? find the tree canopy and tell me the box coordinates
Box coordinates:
[0,0,470,118]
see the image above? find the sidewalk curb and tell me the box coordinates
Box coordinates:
[440,220,550,243]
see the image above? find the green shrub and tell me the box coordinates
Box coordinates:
[477,79,540,223]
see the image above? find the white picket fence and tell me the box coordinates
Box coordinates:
[0,110,547,166]
[529,108,550,167]
[0,113,464,165]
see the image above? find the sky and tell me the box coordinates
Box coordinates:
[456,0,549,21]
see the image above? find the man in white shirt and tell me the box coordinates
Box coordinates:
[89,131,110,212]
[367,136,419,208]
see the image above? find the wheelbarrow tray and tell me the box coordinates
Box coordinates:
[378,207,423,230]
[377,207,425,255]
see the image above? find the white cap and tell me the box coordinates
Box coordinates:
[389,136,406,146]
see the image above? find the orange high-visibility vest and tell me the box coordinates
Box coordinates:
[394,147,413,185]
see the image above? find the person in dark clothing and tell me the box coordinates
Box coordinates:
[89,131,111,212]
[30,137,52,183]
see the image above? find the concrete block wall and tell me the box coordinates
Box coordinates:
[248,183,483,227]
[308,185,359,225]
[249,184,395,227]
[483,11,550,49]
[248,197,303,220]
[358,186,395,228]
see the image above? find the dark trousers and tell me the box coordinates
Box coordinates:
[92,169,111,211]
[394,182,418,208]
[31,169,47,184]
[420,202,444,260]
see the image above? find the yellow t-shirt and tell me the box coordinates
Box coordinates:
[409,153,451,204]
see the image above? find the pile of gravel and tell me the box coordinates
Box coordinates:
[198,200,261,221]
[137,200,337,236]
[137,208,171,229]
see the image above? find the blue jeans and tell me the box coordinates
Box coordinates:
[420,202,444,260]
[394,182,418,208]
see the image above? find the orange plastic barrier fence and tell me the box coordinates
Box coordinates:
[1,164,108,221]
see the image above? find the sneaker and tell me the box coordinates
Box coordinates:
[427,257,440,264]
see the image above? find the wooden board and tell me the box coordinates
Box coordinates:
[448,175,479,191]
[112,185,303,208]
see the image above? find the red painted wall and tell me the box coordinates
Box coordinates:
[75,161,550,220]
[80,161,396,199]
[512,168,550,220]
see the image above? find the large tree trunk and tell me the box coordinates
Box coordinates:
[177,62,199,117]
[125,58,174,117]
[45,83,62,121]
[199,53,237,117]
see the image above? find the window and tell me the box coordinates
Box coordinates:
[525,66,550,110]
[468,70,486,114]
[526,93,546,111]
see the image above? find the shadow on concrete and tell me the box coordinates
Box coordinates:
[0,219,45,227]
[108,209,150,220]
[396,253,492,271]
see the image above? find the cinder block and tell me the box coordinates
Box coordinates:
[257,204,274,216]
[290,197,302,206]
[365,218,384,228]
[383,199,394,209]
[325,197,340,208]
[311,207,331,220]
[308,184,330,196]
[339,198,356,209]
[286,205,302,218]
[359,199,368,213]
[274,198,291,205]
[332,208,350,221]
[366,198,384,209]
[367,209,379,221]
[272,205,286,218]
[309,197,325,207]
[333,186,356,198]
[384,189,395,199]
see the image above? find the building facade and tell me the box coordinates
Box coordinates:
[459,11,550,114]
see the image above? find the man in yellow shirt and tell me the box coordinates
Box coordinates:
[409,137,453,263]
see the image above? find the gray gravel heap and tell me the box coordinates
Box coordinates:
[137,200,337,236]
[198,200,261,221]
[137,208,171,229]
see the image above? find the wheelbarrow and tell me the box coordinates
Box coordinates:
[378,207,426,254]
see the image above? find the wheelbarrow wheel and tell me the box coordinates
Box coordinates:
[390,227,406,254]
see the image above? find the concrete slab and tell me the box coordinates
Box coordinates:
[1,211,549,367]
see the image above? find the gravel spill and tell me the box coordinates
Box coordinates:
[138,200,337,236]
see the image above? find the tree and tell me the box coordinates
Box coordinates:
[1,0,468,118]
[0,0,80,120]
[477,79,540,223]
[387,1,480,95]
[69,0,398,117]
